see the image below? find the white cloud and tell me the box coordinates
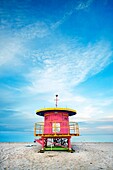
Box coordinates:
[0,21,50,68]
[24,40,113,96]
[51,0,94,29]
[16,22,50,40]
[76,0,94,10]
[94,98,113,107]
[0,38,22,66]
[102,116,113,121]
[97,125,113,129]
[68,95,113,121]
[51,9,75,30]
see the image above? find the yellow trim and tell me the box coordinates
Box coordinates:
[36,107,77,114]
[43,120,69,123]
[44,113,68,117]
[35,134,79,137]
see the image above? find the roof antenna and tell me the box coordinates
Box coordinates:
[55,95,58,107]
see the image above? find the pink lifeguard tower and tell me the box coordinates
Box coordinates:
[34,95,79,152]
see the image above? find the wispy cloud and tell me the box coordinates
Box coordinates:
[16,22,50,40]
[24,40,113,95]
[0,21,50,70]
[75,118,113,134]
[76,0,94,10]
[70,96,113,121]
[0,38,22,66]
[51,0,94,29]
[97,125,113,129]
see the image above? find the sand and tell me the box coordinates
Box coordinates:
[0,142,113,170]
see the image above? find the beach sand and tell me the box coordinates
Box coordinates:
[0,142,113,170]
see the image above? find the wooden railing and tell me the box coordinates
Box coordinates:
[34,122,79,136]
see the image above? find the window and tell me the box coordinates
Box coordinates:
[52,123,60,132]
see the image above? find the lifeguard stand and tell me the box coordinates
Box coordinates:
[34,95,79,152]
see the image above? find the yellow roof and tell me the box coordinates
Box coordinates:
[36,107,77,116]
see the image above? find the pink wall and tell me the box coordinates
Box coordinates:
[44,111,69,134]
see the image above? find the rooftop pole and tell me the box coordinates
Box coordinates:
[55,94,58,107]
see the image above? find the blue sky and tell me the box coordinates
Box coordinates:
[0,0,113,139]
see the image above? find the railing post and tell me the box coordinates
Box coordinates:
[55,122,56,135]
[68,123,70,135]
[68,137,71,151]
[76,123,79,135]
[42,123,44,135]
[42,137,44,150]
